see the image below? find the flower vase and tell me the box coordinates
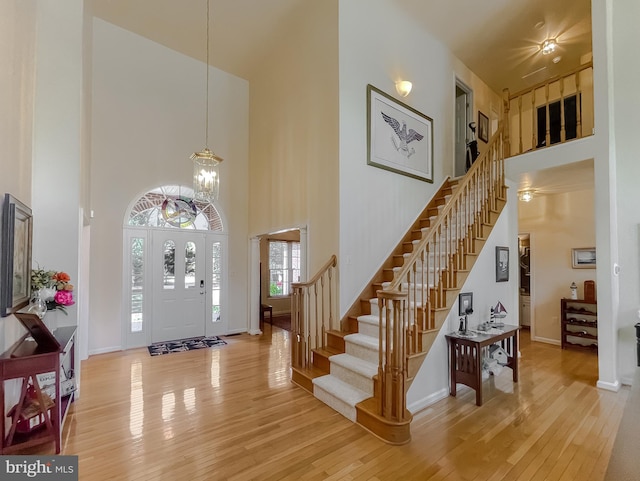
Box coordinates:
[28,290,47,319]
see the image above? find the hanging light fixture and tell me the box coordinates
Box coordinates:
[191,0,223,202]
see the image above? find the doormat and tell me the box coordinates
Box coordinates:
[147,336,227,356]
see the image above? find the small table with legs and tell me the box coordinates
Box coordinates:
[445,324,519,406]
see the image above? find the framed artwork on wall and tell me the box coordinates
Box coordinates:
[478,111,489,143]
[367,84,433,183]
[1,193,33,317]
[496,246,509,282]
[572,247,596,268]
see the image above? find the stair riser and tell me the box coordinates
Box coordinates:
[346,341,378,364]
[330,364,374,396]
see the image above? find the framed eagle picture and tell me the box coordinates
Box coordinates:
[367,84,433,183]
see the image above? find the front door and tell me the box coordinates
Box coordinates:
[152,230,206,342]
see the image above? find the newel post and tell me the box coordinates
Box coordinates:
[502,88,511,158]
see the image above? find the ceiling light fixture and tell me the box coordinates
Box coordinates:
[518,190,534,202]
[541,39,557,55]
[191,0,223,202]
[395,80,413,97]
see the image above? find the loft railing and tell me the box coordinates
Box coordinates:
[503,61,594,156]
[375,127,506,424]
[291,255,338,370]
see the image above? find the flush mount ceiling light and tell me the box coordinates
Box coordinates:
[541,39,557,55]
[518,190,534,202]
[395,80,413,97]
[191,0,223,202]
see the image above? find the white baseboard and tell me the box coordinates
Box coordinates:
[597,379,621,392]
[247,328,262,335]
[89,345,122,356]
[407,388,449,415]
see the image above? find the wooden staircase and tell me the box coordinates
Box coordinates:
[291,126,507,444]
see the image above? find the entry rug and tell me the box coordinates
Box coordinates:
[147,336,227,356]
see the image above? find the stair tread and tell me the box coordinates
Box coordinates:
[330,353,378,378]
[313,375,371,406]
[314,346,343,357]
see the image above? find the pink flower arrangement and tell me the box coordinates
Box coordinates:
[31,267,75,313]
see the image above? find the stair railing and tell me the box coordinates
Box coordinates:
[291,255,338,370]
[503,61,593,156]
[376,126,506,424]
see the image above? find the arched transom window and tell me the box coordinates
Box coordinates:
[128,185,223,231]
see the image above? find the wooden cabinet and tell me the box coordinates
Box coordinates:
[561,298,597,352]
[0,311,77,454]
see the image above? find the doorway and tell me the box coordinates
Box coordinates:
[123,185,227,348]
[455,80,473,177]
[518,233,531,332]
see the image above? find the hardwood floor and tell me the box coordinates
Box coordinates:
[54,327,627,480]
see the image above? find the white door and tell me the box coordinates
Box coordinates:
[152,230,206,342]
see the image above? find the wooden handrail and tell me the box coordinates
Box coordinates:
[504,62,593,156]
[374,126,506,426]
[508,61,593,100]
[291,255,338,371]
[387,127,504,293]
[291,255,337,289]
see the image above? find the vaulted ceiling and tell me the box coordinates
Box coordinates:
[90,0,594,193]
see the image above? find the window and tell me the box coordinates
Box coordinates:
[536,94,580,148]
[268,240,300,297]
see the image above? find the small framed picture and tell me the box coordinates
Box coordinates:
[496,246,509,282]
[478,111,489,143]
[458,292,473,316]
[572,247,596,268]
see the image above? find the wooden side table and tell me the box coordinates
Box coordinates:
[445,324,519,406]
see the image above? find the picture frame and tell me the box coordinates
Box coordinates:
[572,247,596,268]
[478,111,489,143]
[496,246,509,282]
[1,193,33,317]
[367,84,434,183]
[458,292,473,316]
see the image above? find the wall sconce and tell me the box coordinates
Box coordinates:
[395,80,412,97]
[518,190,534,202]
[541,39,557,55]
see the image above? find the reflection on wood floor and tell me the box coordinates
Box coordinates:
[54,328,626,480]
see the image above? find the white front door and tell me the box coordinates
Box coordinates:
[152,230,206,342]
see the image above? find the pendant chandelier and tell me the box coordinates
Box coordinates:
[191,0,223,202]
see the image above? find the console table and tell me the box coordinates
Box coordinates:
[445,324,519,406]
[0,311,77,454]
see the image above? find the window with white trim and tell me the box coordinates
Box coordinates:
[268,240,300,297]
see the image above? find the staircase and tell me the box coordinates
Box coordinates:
[291,127,507,444]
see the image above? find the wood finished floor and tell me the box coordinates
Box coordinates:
[55,327,627,480]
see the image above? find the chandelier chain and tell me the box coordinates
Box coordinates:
[205,0,210,148]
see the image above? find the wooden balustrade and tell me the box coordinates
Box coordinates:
[503,62,593,157]
[374,127,506,425]
[291,255,338,370]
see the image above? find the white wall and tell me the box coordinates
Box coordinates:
[338,0,501,315]
[0,0,37,352]
[90,19,249,353]
[611,0,640,384]
[248,1,339,276]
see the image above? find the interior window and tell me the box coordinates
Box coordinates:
[269,240,300,297]
[537,94,579,148]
